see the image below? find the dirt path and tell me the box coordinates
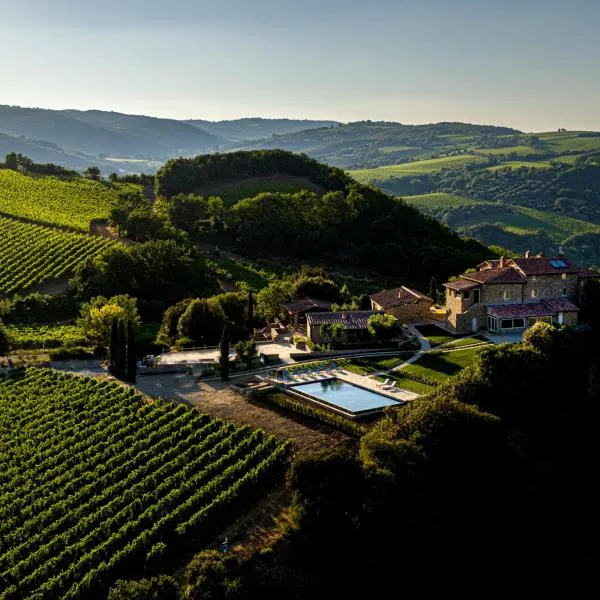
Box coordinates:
[135,373,349,455]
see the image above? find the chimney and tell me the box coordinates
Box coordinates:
[525,249,531,258]
[499,256,504,269]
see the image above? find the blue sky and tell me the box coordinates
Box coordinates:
[1,0,598,131]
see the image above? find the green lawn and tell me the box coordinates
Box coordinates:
[415,324,457,347]
[441,336,489,348]
[401,347,480,383]
[343,354,413,375]
[379,374,436,395]
[348,154,489,182]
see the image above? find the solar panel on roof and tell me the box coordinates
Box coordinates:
[550,260,567,268]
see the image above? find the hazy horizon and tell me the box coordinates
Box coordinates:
[2,0,599,132]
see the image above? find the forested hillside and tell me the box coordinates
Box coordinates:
[155,150,493,285]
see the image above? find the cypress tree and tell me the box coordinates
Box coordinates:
[219,324,230,382]
[116,320,126,379]
[126,321,137,384]
[108,318,119,376]
[247,290,254,336]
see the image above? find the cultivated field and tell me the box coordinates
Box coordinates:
[0,368,291,599]
[0,170,139,231]
[0,215,117,295]
[348,154,489,182]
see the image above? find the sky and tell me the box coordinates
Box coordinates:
[1,0,599,131]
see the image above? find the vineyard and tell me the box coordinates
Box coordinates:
[0,170,139,231]
[2,323,86,349]
[0,215,117,296]
[0,368,292,599]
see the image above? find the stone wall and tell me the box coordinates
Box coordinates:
[481,283,525,304]
[522,274,578,302]
[383,300,432,322]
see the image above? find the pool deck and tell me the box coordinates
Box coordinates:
[265,368,419,403]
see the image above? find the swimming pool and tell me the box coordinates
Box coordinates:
[290,378,401,416]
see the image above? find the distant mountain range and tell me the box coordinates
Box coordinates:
[0,105,529,173]
[0,105,339,172]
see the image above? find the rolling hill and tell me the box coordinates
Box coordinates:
[404,193,600,269]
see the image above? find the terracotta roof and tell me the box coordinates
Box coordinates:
[443,279,480,291]
[284,297,332,315]
[370,286,432,308]
[509,257,581,275]
[577,268,600,279]
[487,303,554,319]
[306,311,382,329]
[541,297,579,312]
[462,267,525,284]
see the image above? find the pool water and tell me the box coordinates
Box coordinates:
[293,379,400,414]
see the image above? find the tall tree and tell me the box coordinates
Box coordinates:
[247,290,254,336]
[108,318,119,375]
[126,321,137,384]
[0,322,10,356]
[219,324,230,382]
[116,320,126,379]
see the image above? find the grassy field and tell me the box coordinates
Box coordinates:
[415,324,457,347]
[377,374,436,395]
[343,354,412,375]
[486,160,553,171]
[193,175,326,205]
[476,145,545,157]
[348,154,489,182]
[401,347,481,383]
[209,257,282,291]
[537,131,600,153]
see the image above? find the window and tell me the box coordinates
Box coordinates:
[531,275,537,282]
[562,288,567,296]
[503,291,510,300]
[501,319,513,329]
[513,318,525,328]
[562,273,567,280]
[463,290,470,299]
[487,315,498,332]
[473,289,480,303]
[531,289,537,298]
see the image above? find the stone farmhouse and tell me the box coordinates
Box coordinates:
[443,253,599,335]
[369,286,433,322]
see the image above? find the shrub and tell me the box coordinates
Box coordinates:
[49,346,94,360]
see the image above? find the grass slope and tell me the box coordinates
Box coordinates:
[401,347,480,383]
[0,170,139,231]
[405,192,600,243]
[348,154,489,182]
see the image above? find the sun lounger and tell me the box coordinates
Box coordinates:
[382,381,398,391]
[377,378,390,388]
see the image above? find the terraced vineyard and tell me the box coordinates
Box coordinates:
[0,170,139,231]
[0,215,117,295]
[0,368,291,600]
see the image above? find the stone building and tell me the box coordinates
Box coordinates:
[443,253,599,334]
[306,311,382,344]
[284,297,332,329]
[369,286,433,322]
